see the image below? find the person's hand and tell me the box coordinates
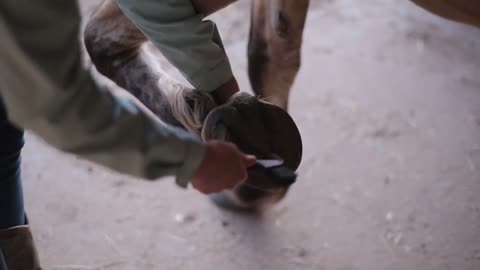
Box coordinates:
[190,140,256,194]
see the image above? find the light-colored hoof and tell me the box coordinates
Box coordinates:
[202,92,302,210]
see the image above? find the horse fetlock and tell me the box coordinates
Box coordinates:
[166,89,217,134]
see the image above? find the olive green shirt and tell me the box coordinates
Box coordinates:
[116,0,234,92]
[0,0,214,187]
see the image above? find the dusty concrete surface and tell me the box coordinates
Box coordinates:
[21,0,480,269]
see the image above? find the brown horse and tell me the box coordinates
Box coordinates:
[84,0,480,210]
[84,0,308,210]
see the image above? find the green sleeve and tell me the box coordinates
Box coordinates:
[0,0,205,187]
[116,0,234,92]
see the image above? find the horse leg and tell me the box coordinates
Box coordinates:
[248,0,309,110]
[210,1,310,211]
[410,0,480,27]
[83,0,183,127]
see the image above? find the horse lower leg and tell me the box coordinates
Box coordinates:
[248,0,309,110]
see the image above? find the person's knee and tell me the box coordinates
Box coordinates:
[0,112,24,229]
[0,146,22,182]
[0,106,24,178]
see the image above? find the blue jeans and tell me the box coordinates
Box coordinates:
[0,97,25,230]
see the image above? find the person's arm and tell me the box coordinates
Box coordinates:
[0,0,252,190]
[116,0,239,103]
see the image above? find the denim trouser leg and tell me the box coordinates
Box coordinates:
[0,97,25,230]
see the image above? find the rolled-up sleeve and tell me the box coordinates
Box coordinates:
[116,0,233,92]
[0,1,204,187]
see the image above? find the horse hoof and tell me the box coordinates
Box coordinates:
[202,93,303,211]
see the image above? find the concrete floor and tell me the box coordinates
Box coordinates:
[22,0,480,269]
